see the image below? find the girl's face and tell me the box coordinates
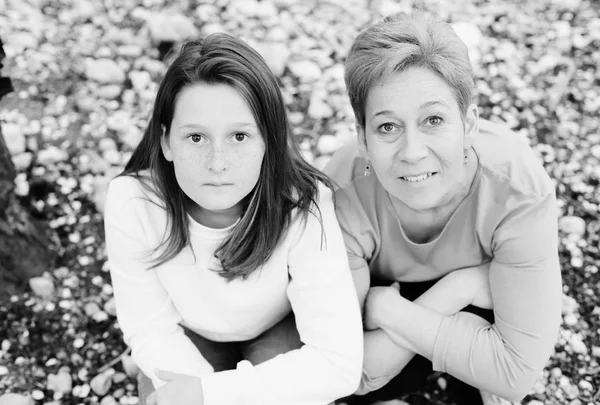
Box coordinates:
[358,67,478,212]
[161,82,265,226]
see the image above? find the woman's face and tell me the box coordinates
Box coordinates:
[161,82,265,223]
[359,67,478,212]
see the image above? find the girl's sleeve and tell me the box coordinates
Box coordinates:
[200,184,364,405]
[104,178,214,388]
[431,191,562,401]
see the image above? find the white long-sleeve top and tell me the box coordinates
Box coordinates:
[103,175,363,405]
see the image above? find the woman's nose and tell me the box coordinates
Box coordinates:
[398,131,428,163]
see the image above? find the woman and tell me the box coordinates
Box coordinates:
[103,33,363,405]
[325,12,562,404]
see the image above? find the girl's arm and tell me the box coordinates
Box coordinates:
[104,178,214,388]
[197,184,364,405]
[369,193,562,402]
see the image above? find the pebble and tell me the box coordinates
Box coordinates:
[578,380,593,391]
[288,60,322,82]
[90,369,115,396]
[85,58,126,84]
[253,42,290,77]
[12,153,33,171]
[121,355,139,378]
[104,298,117,316]
[129,71,151,93]
[0,394,34,405]
[2,123,26,155]
[30,391,43,401]
[568,334,588,354]
[29,277,55,298]
[308,95,334,120]
[0,366,8,376]
[37,146,69,165]
[145,13,198,42]
[558,215,586,236]
[527,401,544,405]
[592,346,600,357]
[316,135,342,155]
[97,85,122,99]
[100,396,117,405]
[14,173,30,197]
[84,302,102,317]
[72,384,91,398]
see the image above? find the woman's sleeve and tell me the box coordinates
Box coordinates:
[431,191,562,401]
[104,179,214,388]
[199,184,364,405]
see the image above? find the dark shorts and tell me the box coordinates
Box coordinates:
[345,278,494,405]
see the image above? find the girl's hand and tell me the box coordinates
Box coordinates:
[460,265,493,310]
[363,282,401,330]
[147,370,204,405]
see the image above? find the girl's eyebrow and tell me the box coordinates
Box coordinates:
[177,122,258,130]
[419,99,450,110]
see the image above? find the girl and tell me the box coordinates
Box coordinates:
[103,33,363,405]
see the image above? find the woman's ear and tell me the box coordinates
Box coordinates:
[464,103,479,149]
[160,125,173,162]
[355,122,369,159]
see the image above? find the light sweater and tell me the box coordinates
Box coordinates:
[324,119,562,401]
[103,175,363,405]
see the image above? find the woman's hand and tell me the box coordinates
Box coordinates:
[363,282,401,330]
[147,370,204,405]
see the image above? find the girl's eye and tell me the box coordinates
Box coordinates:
[190,134,203,143]
[233,133,247,142]
[426,116,444,126]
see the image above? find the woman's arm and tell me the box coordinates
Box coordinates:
[358,263,492,394]
[197,184,364,405]
[369,193,562,401]
[104,178,214,388]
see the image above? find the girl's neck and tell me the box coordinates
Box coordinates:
[187,200,242,229]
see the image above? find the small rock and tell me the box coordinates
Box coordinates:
[146,13,198,43]
[578,380,593,391]
[104,298,117,316]
[558,215,586,236]
[29,277,55,298]
[0,394,34,405]
[112,372,127,384]
[14,173,29,196]
[98,138,117,152]
[12,153,33,171]
[84,302,101,317]
[3,123,26,155]
[527,401,544,405]
[317,135,342,155]
[0,366,8,376]
[308,96,334,120]
[129,71,151,93]
[37,146,69,165]
[72,384,91,398]
[253,42,290,77]
[563,313,578,326]
[90,369,115,396]
[288,60,321,82]
[30,391,43,401]
[85,58,126,84]
[121,355,139,378]
[568,334,588,354]
[100,396,117,405]
[592,346,600,357]
[97,85,122,100]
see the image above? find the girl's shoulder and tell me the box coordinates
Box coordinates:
[105,171,163,213]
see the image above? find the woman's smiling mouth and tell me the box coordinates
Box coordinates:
[399,172,437,182]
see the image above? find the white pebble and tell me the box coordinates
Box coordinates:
[2,123,26,155]
[0,366,8,376]
[288,60,321,82]
[558,216,586,236]
[29,277,55,298]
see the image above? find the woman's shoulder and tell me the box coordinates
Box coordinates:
[474,119,554,198]
[323,138,367,190]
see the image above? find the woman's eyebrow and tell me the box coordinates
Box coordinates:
[419,99,450,110]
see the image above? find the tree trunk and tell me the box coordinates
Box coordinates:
[0,37,55,298]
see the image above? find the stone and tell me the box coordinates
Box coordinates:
[316,135,342,156]
[97,85,122,100]
[146,13,198,43]
[12,152,32,171]
[3,123,26,155]
[37,146,69,165]
[84,58,126,84]
[558,216,586,236]
[29,277,55,298]
[47,371,73,394]
[253,42,290,77]
[121,355,139,378]
[90,369,114,396]
[308,96,333,120]
[288,60,321,82]
[0,394,34,405]
[129,71,151,93]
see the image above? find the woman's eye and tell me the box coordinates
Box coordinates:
[381,123,395,132]
[426,116,444,126]
[233,133,247,142]
[190,134,203,143]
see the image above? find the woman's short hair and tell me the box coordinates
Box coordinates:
[122,33,330,280]
[345,12,475,128]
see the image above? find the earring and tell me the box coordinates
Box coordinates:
[464,150,468,164]
[364,161,371,176]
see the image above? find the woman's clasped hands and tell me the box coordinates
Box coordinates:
[146,370,204,405]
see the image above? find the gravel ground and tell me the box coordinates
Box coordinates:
[0,0,599,404]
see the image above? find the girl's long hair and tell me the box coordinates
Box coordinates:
[120,33,331,280]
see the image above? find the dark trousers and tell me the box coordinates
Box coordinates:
[346,278,494,405]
